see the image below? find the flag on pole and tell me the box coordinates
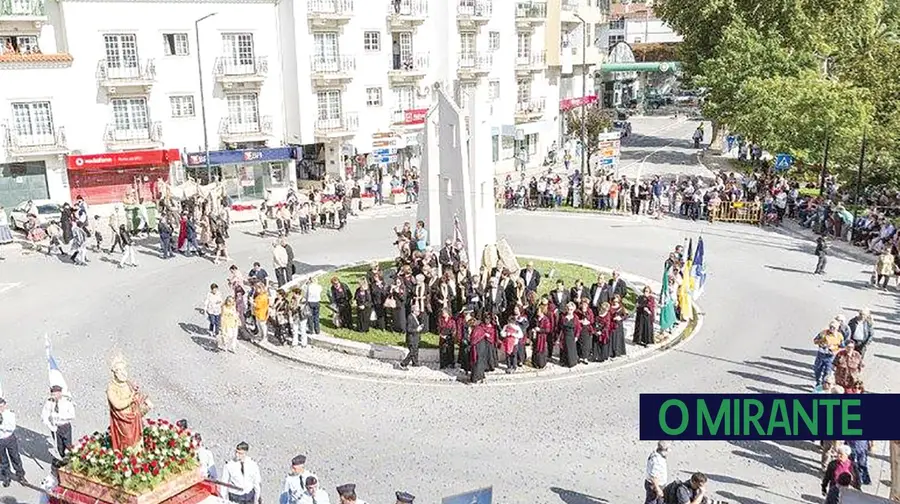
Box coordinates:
[684,238,695,293]
[45,335,68,393]
[659,264,677,332]
[692,236,707,299]
[678,240,694,322]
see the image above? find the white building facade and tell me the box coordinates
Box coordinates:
[1,0,573,209]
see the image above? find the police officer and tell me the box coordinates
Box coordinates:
[281,455,313,504]
[336,484,366,504]
[395,491,415,504]
[41,385,76,460]
[0,398,26,487]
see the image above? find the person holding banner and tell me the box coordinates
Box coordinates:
[41,385,75,461]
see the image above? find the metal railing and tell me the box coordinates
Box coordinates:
[315,113,359,133]
[515,1,546,19]
[516,50,546,67]
[458,51,492,69]
[4,124,66,151]
[104,121,162,143]
[387,0,427,17]
[0,0,45,16]
[391,53,429,72]
[308,0,354,15]
[214,56,268,78]
[96,59,156,82]
[218,115,273,136]
[457,0,492,17]
[515,98,546,114]
[310,54,356,74]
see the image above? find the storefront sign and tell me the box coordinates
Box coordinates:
[559,95,598,111]
[400,108,428,125]
[67,149,180,170]
[184,147,294,167]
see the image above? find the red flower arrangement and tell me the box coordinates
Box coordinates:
[391,188,405,195]
[67,418,198,493]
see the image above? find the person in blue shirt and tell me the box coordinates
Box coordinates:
[414,220,428,252]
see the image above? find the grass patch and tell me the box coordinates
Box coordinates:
[798,187,821,197]
[315,257,638,348]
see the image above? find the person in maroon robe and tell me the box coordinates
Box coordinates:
[557,302,580,368]
[531,302,552,368]
[576,298,594,365]
[437,309,457,369]
[455,311,474,371]
[176,213,188,251]
[469,314,493,383]
[593,302,612,362]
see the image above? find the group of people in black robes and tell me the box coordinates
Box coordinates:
[321,224,662,383]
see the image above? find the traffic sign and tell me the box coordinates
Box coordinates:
[378,155,398,164]
[374,149,392,156]
[775,153,793,172]
[598,157,616,165]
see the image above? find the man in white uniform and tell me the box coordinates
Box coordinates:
[297,475,330,504]
[0,398,26,487]
[281,455,314,504]
[220,442,261,504]
[336,484,366,504]
[40,385,76,461]
[194,433,217,479]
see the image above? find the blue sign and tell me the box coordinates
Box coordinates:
[598,157,615,165]
[184,147,295,167]
[774,153,793,172]
[374,149,392,156]
[442,487,492,504]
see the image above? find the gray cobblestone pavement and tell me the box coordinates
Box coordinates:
[1,117,898,504]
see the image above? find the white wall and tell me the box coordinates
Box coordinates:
[58,0,283,155]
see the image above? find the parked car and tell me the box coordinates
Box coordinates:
[613,120,633,138]
[8,199,62,230]
[646,94,673,109]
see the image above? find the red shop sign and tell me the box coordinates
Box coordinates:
[403,108,428,125]
[559,95,598,111]
[67,149,180,170]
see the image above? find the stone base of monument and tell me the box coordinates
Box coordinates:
[55,467,206,504]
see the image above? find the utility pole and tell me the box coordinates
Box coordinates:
[853,128,867,223]
[575,13,588,175]
[818,133,830,197]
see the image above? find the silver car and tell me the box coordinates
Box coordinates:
[8,199,62,230]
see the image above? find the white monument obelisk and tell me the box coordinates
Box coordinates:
[417,82,497,274]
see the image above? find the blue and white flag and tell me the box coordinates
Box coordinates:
[692,236,707,299]
[46,335,68,393]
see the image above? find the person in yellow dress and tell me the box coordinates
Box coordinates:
[219,296,240,352]
[253,281,270,342]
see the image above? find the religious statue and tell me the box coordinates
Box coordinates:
[107,354,152,452]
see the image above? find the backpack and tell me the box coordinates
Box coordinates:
[662,480,688,504]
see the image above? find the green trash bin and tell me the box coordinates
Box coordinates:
[144,203,158,230]
[123,205,140,233]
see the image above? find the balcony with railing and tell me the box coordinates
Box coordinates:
[308,0,353,26]
[219,115,273,144]
[387,0,427,27]
[3,123,66,157]
[515,2,546,26]
[388,53,429,84]
[214,56,268,87]
[514,98,546,123]
[0,0,46,20]
[96,59,156,93]
[515,50,546,74]
[309,55,356,86]
[315,112,359,138]
[457,51,492,78]
[104,121,163,150]
[457,0,491,25]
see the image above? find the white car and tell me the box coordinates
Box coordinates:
[8,199,62,230]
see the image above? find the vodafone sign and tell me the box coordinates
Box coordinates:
[67,149,180,170]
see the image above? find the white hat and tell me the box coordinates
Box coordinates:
[839,445,852,456]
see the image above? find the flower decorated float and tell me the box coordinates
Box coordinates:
[48,355,219,504]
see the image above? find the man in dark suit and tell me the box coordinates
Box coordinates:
[400,304,425,368]
[484,277,506,321]
[438,239,459,274]
[609,270,628,299]
[549,279,569,310]
[589,274,609,314]
[520,261,541,293]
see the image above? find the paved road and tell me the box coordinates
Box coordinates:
[1,118,897,504]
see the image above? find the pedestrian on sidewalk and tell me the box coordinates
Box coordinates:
[40,385,75,461]
[306,279,322,335]
[813,321,843,387]
[92,215,104,252]
[644,441,670,504]
[273,240,290,287]
[204,283,223,338]
[814,236,828,275]
[70,223,89,265]
[117,225,138,268]
[158,218,174,259]
[0,397,26,487]
[399,304,424,369]
[219,296,239,352]
[107,209,124,254]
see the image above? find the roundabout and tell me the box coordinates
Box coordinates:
[3,119,899,504]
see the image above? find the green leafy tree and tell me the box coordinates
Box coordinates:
[565,105,613,174]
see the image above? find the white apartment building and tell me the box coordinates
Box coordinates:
[0,0,602,209]
[597,1,680,53]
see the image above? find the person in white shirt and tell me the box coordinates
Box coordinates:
[281,455,314,504]
[273,241,290,287]
[644,441,670,504]
[40,385,76,460]
[0,397,26,487]
[297,475,330,504]
[194,433,217,480]
[336,483,366,504]
[306,281,323,335]
[204,283,224,338]
[220,442,261,504]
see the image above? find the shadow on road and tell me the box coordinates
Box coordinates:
[683,471,763,489]
[727,370,808,392]
[826,279,873,291]
[728,440,820,477]
[716,490,769,504]
[549,487,607,504]
[780,346,818,358]
[14,425,55,469]
[764,265,812,275]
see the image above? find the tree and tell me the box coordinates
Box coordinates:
[564,105,613,175]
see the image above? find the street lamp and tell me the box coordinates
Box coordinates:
[195,12,217,182]
[574,13,588,176]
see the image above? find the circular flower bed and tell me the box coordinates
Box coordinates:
[68,419,198,493]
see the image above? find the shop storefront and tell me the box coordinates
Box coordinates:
[0,160,51,208]
[184,147,296,202]
[66,149,180,205]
